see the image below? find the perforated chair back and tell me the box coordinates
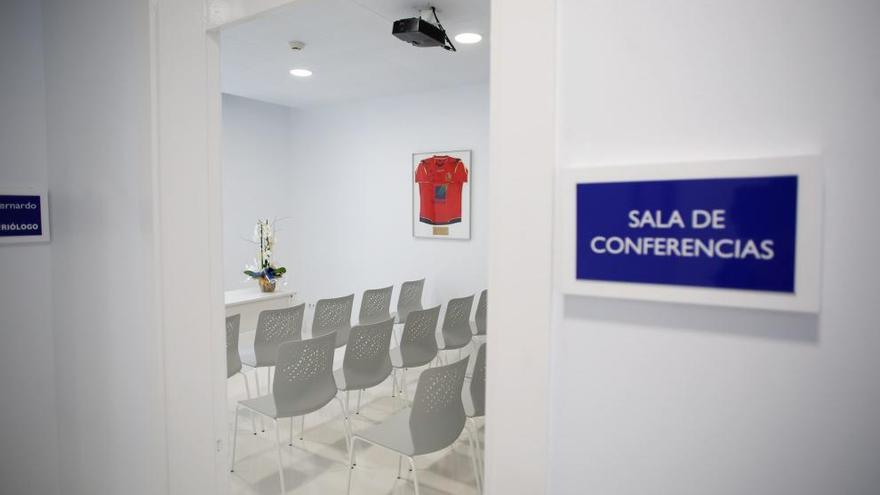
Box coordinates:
[359,286,393,325]
[440,295,474,350]
[396,278,425,323]
[339,318,394,390]
[312,294,354,347]
[272,332,337,417]
[468,343,486,418]
[474,289,487,336]
[397,305,440,368]
[226,314,242,378]
[253,304,305,366]
[409,357,469,455]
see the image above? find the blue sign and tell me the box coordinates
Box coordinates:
[0,195,44,238]
[576,176,798,293]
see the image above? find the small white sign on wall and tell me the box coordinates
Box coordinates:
[557,156,822,313]
[0,187,50,244]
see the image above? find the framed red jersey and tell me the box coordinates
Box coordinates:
[412,150,471,239]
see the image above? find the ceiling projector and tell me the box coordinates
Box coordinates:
[392,7,456,51]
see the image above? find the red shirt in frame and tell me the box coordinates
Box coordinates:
[415,155,468,225]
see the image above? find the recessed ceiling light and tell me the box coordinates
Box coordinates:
[289,68,313,77]
[454,32,482,44]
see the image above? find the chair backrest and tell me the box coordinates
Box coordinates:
[359,285,393,325]
[272,332,337,417]
[396,278,425,323]
[474,289,487,336]
[441,295,474,344]
[312,294,354,335]
[409,357,469,455]
[468,343,486,418]
[312,294,354,345]
[226,314,242,378]
[343,318,394,380]
[253,304,305,365]
[401,305,441,349]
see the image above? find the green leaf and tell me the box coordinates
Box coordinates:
[275,267,287,275]
[243,270,258,278]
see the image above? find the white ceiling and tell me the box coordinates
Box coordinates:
[220,0,490,108]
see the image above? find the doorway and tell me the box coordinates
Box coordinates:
[218,1,489,493]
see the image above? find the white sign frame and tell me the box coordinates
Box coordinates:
[0,187,51,244]
[557,156,823,313]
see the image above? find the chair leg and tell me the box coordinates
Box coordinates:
[467,425,483,494]
[469,418,484,481]
[391,369,397,398]
[267,367,272,392]
[230,405,240,472]
[396,455,403,479]
[336,396,352,457]
[401,368,408,399]
[274,419,285,494]
[356,390,362,415]
[289,417,294,446]
[408,457,420,495]
[300,415,306,440]
[254,370,265,432]
[239,372,256,435]
[346,437,359,495]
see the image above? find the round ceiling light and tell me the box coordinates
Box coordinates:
[289,68,313,77]
[454,32,482,44]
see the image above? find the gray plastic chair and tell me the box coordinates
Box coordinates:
[240,304,305,396]
[336,318,394,415]
[395,278,424,324]
[465,342,486,490]
[390,305,440,399]
[346,357,480,495]
[437,295,475,362]
[226,314,256,434]
[474,289,487,337]
[230,332,348,495]
[359,286,393,325]
[312,294,354,347]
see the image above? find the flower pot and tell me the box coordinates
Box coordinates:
[259,277,276,293]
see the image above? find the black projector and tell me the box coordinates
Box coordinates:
[392,17,447,48]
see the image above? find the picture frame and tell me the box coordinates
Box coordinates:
[412,149,472,240]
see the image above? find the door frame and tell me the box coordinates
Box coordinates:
[151,0,556,493]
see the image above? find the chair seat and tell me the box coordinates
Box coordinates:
[463,390,482,418]
[239,394,279,418]
[354,408,418,456]
[390,345,436,369]
[359,314,392,326]
[439,331,471,351]
[240,386,337,419]
[239,346,258,368]
[334,366,391,392]
[240,343,284,368]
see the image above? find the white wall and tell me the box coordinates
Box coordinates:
[222,94,295,290]
[550,1,880,495]
[223,84,489,310]
[42,1,168,494]
[0,1,60,493]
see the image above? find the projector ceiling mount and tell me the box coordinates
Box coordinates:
[392,6,457,52]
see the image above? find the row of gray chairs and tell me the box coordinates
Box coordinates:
[229,278,427,402]
[225,283,488,494]
[228,320,486,495]
[228,323,486,495]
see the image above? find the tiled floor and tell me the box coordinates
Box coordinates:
[227,344,483,495]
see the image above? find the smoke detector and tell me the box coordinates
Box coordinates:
[288,40,306,51]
